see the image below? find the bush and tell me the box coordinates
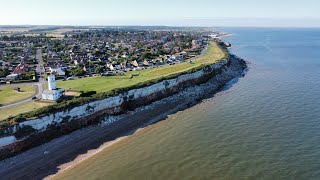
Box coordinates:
[80,91,97,97]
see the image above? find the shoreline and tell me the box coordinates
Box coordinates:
[0,56,247,179]
[47,85,207,179]
[47,102,187,179]
[47,135,129,179]
[47,97,193,179]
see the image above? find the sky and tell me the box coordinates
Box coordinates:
[1,0,320,27]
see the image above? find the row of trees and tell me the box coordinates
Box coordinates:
[65,65,105,77]
[20,71,36,80]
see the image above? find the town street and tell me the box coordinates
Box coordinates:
[0,49,45,110]
[35,48,46,98]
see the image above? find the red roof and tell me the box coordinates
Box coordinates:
[13,63,28,74]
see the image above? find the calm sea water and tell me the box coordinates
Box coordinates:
[57,28,320,179]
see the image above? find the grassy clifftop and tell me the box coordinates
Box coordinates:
[1,42,228,127]
[58,42,226,92]
[0,85,35,105]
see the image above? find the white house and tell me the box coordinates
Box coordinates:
[122,54,129,58]
[6,74,19,80]
[42,75,63,101]
[107,63,115,71]
[49,67,66,76]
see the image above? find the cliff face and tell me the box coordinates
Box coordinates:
[0,55,247,160]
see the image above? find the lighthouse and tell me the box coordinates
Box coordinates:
[42,74,63,101]
[48,75,57,90]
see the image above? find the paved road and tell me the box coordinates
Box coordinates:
[35,48,46,98]
[0,49,45,110]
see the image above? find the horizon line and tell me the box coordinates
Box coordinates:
[1,24,320,29]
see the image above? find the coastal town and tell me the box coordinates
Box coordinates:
[0,28,224,84]
[0,26,243,176]
[1,0,318,179]
[0,26,229,121]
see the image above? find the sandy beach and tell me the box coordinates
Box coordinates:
[0,84,203,179]
[0,56,246,180]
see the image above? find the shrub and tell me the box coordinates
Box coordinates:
[80,91,97,97]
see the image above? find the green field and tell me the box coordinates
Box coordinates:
[0,85,35,105]
[58,42,226,92]
[1,42,226,123]
[0,102,52,121]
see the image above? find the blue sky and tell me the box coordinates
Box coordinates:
[1,0,320,27]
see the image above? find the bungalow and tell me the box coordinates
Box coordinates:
[6,74,19,80]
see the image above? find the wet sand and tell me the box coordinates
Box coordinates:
[0,57,245,180]
[0,95,191,180]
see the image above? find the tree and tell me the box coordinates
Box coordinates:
[20,71,36,80]
[0,68,10,78]
[70,66,85,76]
[141,52,154,60]
[157,49,166,56]
[95,66,104,74]
[2,35,9,41]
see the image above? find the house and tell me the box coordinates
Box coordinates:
[13,63,29,74]
[174,54,184,61]
[122,54,129,58]
[42,75,64,101]
[107,63,115,71]
[6,74,19,80]
[180,51,188,58]
[102,71,116,76]
[131,60,139,67]
[42,89,64,101]
[143,60,149,66]
[83,66,95,74]
[49,66,66,76]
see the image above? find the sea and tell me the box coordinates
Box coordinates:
[56,28,320,179]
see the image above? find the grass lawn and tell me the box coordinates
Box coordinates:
[57,42,226,93]
[0,85,35,105]
[0,42,226,123]
[0,102,53,121]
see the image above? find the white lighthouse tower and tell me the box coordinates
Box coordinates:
[48,75,57,90]
[42,74,63,101]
